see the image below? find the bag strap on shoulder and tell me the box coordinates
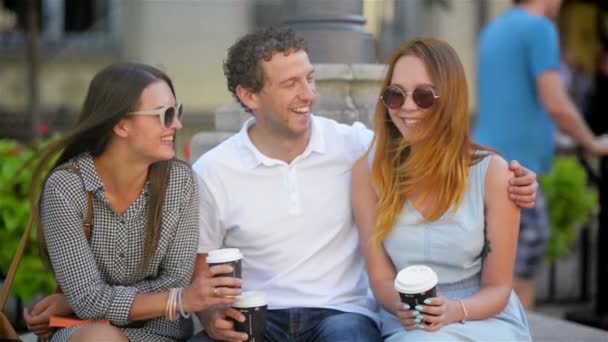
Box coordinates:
[0,217,34,310]
[52,165,93,238]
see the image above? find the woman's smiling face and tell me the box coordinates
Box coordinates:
[387,55,437,140]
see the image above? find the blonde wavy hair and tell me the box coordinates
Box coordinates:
[370,38,491,242]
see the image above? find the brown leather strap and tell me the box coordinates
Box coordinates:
[52,165,94,238]
[85,191,93,239]
[0,216,34,310]
[0,164,93,310]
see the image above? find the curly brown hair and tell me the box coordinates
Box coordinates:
[223,26,308,113]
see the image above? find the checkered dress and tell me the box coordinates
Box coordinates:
[42,153,199,342]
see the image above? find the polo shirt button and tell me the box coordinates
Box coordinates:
[119,252,125,258]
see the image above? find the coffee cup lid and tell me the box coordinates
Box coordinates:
[394,265,438,294]
[206,248,243,264]
[233,291,267,308]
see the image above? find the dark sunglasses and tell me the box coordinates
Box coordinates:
[380,85,439,110]
[127,103,183,128]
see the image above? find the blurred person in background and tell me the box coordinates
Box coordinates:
[586,49,608,135]
[474,0,608,309]
[560,48,592,115]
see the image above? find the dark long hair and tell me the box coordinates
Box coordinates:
[33,62,174,269]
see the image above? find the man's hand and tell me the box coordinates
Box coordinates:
[24,293,73,339]
[507,160,538,209]
[200,306,249,342]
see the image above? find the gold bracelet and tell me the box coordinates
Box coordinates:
[457,299,469,323]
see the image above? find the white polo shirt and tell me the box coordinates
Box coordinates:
[192,114,377,322]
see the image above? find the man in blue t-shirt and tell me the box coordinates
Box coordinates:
[474,0,608,309]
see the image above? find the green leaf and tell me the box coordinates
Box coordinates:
[0,136,62,300]
[540,157,598,263]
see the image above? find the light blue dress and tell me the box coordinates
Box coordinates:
[374,153,531,341]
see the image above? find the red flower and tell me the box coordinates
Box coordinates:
[36,123,50,136]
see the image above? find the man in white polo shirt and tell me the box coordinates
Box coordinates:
[190,27,539,342]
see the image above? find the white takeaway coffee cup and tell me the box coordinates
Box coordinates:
[231,291,267,342]
[206,248,243,279]
[394,265,438,309]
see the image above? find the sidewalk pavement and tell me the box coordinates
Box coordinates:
[529,311,608,341]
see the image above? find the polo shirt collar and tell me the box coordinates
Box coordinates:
[237,114,326,168]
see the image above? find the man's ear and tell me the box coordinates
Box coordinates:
[113,118,130,138]
[236,85,259,111]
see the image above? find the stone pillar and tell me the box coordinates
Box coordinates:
[189,131,234,163]
[281,0,376,63]
[313,63,385,127]
[378,0,420,62]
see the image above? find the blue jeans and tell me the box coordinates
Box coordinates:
[189,308,381,342]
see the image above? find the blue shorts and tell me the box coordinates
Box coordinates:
[514,190,550,279]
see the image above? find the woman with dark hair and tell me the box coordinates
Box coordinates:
[352,39,531,341]
[23,62,241,341]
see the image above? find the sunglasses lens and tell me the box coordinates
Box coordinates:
[413,87,436,109]
[177,104,183,122]
[381,86,405,109]
[164,107,175,128]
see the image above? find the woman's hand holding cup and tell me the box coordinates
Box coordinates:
[394,300,424,331]
[183,264,243,313]
[410,296,464,331]
[394,265,442,331]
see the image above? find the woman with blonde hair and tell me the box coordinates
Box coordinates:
[352,38,531,340]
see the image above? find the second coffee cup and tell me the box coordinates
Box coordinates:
[394,265,438,309]
[232,291,267,342]
[206,248,243,278]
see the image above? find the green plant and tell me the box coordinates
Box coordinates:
[540,156,598,263]
[0,137,59,301]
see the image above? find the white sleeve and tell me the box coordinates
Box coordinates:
[195,169,224,254]
[351,121,374,158]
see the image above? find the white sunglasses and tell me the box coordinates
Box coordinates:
[127,103,183,128]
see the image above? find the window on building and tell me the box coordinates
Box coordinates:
[0,0,114,52]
